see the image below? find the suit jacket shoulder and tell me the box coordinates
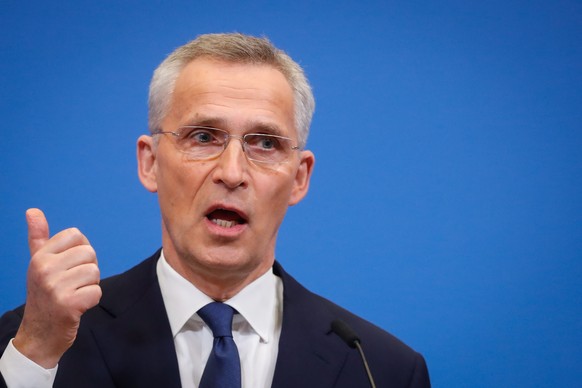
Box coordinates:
[272,262,431,388]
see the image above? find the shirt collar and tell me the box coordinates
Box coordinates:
[226,264,281,344]
[156,251,281,343]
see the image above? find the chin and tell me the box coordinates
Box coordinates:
[196,249,254,271]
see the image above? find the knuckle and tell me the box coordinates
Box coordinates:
[54,291,71,308]
[87,264,100,282]
[44,278,57,293]
[78,287,102,312]
[67,227,81,236]
[65,227,86,244]
[76,245,97,261]
[33,259,54,279]
[86,246,97,260]
[90,286,103,305]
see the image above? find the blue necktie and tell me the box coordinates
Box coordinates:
[198,302,241,388]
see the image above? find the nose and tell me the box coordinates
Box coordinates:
[212,138,248,189]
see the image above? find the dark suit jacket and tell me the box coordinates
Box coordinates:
[0,250,430,387]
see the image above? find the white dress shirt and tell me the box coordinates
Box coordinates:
[157,252,283,388]
[0,339,57,387]
[0,251,283,388]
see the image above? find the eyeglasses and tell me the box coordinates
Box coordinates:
[152,126,300,164]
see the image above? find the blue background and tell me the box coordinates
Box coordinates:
[1,1,580,386]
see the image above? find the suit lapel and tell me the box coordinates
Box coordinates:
[90,252,181,388]
[83,255,352,387]
[271,262,351,388]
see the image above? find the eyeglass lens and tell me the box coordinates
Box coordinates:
[174,127,294,163]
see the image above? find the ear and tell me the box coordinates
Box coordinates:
[137,135,158,193]
[289,150,315,206]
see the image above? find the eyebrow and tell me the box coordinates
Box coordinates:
[181,116,287,138]
[248,123,286,138]
[182,116,227,129]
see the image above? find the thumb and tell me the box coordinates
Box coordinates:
[26,208,50,256]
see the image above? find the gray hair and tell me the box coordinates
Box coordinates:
[148,33,315,148]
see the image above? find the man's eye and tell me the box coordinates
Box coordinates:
[254,135,279,150]
[185,129,215,144]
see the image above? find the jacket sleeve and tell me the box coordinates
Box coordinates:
[408,352,431,388]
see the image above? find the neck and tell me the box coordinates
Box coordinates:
[162,248,273,301]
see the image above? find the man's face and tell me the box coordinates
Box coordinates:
[137,58,314,296]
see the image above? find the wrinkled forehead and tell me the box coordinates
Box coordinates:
[165,58,297,136]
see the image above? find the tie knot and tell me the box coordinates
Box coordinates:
[198,302,235,338]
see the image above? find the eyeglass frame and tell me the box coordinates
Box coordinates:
[151,125,302,164]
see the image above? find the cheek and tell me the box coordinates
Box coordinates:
[257,175,296,218]
[157,159,208,209]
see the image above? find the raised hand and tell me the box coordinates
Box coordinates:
[13,209,102,368]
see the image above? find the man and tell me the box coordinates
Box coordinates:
[0,33,430,387]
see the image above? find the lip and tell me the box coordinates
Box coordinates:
[203,202,249,237]
[205,203,249,222]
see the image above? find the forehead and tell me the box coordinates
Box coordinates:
[164,58,295,135]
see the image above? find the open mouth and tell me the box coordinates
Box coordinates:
[206,208,247,229]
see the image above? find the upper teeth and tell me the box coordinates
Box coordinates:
[212,219,236,228]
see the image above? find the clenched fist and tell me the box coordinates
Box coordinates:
[13,209,102,368]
